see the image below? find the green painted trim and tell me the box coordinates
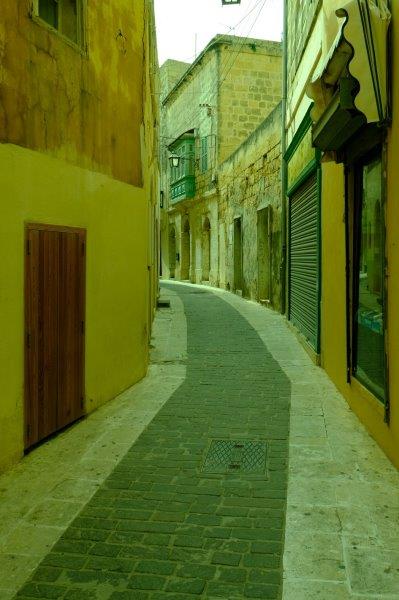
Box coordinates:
[286,158,318,197]
[169,134,195,152]
[315,162,322,354]
[287,159,322,355]
[170,175,196,203]
[284,105,313,163]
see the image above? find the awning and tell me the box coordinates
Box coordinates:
[306,0,391,151]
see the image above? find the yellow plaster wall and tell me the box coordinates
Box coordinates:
[0,0,160,474]
[384,0,399,468]
[320,162,346,386]
[0,143,150,473]
[321,2,399,469]
[0,0,145,186]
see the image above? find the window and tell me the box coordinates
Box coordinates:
[352,152,386,401]
[37,0,83,46]
[39,0,58,29]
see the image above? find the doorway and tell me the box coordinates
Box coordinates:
[169,225,176,278]
[257,206,272,303]
[202,217,211,282]
[233,217,243,293]
[181,217,190,280]
[25,224,86,449]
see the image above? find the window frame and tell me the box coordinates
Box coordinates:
[32,0,86,53]
[201,136,208,173]
[345,137,389,418]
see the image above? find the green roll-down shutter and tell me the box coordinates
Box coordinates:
[289,173,320,351]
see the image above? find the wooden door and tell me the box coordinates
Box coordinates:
[25,224,86,449]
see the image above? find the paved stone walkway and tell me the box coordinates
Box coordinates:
[14,283,290,599]
[4,281,399,599]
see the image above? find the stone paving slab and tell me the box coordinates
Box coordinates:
[0,290,187,600]
[210,284,399,600]
[1,281,399,599]
[11,282,291,599]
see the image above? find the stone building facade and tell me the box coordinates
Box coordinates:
[218,103,282,310]
[160,34,282,289]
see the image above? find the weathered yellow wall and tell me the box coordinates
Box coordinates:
[0,0,160,472]
[320,162,347,387]
[0,144,150,472]
[321,3,399,469]
[0,1,145,186]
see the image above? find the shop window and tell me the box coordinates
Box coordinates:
[352,152,386,401]
[37,0,83,46]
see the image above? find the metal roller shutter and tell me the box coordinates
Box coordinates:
[289,173,320,351]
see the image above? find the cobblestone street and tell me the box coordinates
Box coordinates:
[1,282,398,599]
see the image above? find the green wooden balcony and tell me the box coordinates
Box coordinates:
[170,175,196,204]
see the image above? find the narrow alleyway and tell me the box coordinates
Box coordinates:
[1,282,398,599]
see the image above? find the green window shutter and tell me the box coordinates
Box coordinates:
[289,173,320,351]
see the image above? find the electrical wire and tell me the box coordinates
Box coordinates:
[158,0,267,141]
[160,0,270,144]
[160,0,278,195]
[159,1,281,206]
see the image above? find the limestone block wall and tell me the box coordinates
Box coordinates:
[218,103,282,310]
[160,59,190,102]
[219,40,282,163]
[160,36,282,294]
[160,36,282,213]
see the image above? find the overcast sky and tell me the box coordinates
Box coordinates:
[154,0,284,66]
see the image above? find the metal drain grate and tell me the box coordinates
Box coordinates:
[202,440,267,474]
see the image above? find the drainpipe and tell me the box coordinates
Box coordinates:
[280,0,288,315]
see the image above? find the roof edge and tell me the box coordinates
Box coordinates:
[162,34,282,107]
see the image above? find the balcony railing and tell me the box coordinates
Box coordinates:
[170,175,196,204]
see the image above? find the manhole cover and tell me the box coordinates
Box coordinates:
[202,440,267,474]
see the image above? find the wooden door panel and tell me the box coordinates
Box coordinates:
[25,225,86,450]
[40,230,60,440]
[58,231,84,427]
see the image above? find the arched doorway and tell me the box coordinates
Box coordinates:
[202,217,211,281]
[169,226,176,278]
[181,217,190,280]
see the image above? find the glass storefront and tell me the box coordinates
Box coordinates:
[354,156,386,401]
